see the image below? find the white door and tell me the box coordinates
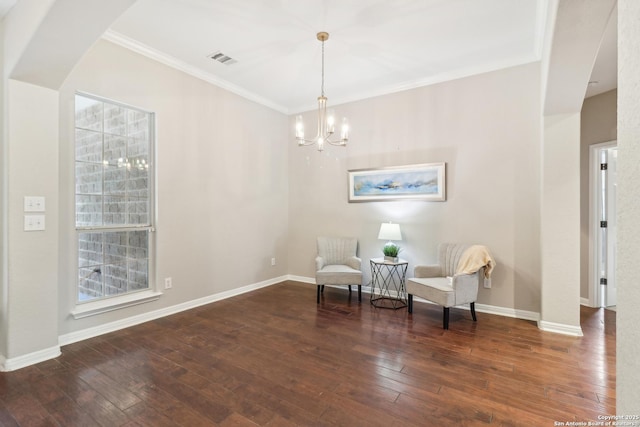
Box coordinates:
[604,147,617,307]
[597,146,617,307]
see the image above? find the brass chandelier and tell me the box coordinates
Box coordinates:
[295,32,349,151]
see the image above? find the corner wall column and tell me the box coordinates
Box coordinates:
[539,113,582,336]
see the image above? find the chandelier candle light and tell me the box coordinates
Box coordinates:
[295,31,349,151]
[378,222,403,262]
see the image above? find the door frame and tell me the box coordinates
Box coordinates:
[588,140,617,307]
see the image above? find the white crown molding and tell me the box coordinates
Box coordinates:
[534,0,551,59]
[0,345,61,372]
[290,55,540,114]
[101,30,289,115]
[104,30,539,117]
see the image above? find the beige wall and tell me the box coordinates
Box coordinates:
[6,80,60,358]
[288,62,542,314]
[579,90,617,301]
[0,18,6,359]
[57,40,289,335]
[618,0,640,413]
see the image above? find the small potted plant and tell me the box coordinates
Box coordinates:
[383,242,400,263]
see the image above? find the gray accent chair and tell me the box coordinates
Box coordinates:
[406,243,484,329]
[315,237,362,303]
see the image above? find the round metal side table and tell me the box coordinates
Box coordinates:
[369,258,409,309]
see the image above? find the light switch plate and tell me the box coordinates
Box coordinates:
[24,215,45,231]
[24,196,45,212]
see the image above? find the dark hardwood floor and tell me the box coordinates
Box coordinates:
[0,281,615,426]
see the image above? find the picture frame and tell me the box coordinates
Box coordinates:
[347,162,446,202]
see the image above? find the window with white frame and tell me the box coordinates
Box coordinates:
[75,93,154,303]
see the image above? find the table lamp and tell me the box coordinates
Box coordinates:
[378,222,402,262]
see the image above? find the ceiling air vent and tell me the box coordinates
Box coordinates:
[208,51,237,65]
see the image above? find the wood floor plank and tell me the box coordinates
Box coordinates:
[44,368,132,425]
[0,398,20,427]
[130,383,218,426]
[76,367,142,411]
[0,281,616,425]
[44,398,100,427]
[0,393,58,427]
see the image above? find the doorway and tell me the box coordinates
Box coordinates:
[589,141,617,308]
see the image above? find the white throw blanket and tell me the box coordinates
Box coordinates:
[456,245,495,279]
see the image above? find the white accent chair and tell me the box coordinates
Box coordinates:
[315,237,363,303]
[407,243,487,329]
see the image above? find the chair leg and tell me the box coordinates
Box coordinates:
[348,285,352,293]
[408,294,413,313]
[470,302,477,322]
[443,307,450,329]
[321,285,324,293]
[317,286,321,304]
[358,285,362,302]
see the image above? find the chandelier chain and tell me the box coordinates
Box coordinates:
[321,38,325,97]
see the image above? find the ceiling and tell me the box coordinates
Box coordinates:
[107,0,547,114]
[584,3,617,99]
[0,0,16,17]
[1,0,616,113]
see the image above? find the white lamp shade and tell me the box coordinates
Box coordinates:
[378,222,402,241]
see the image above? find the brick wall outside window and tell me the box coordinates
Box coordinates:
[75,94,153,302]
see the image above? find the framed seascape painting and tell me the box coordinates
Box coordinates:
[347,163,446,202]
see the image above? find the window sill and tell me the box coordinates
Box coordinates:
[71,290,163,319]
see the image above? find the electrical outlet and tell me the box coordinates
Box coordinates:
[164,277,172,289]
[271,258,276,266]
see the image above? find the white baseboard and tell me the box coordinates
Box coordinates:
[475,303,540,322]
[59,275,288,347]
[286,274,315,284]
[289,275,543,322]
[410,297,540,322]
[0,345,61,372]
[412,294,583,335]
[302,279,582,335]
[538,320,584,337]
